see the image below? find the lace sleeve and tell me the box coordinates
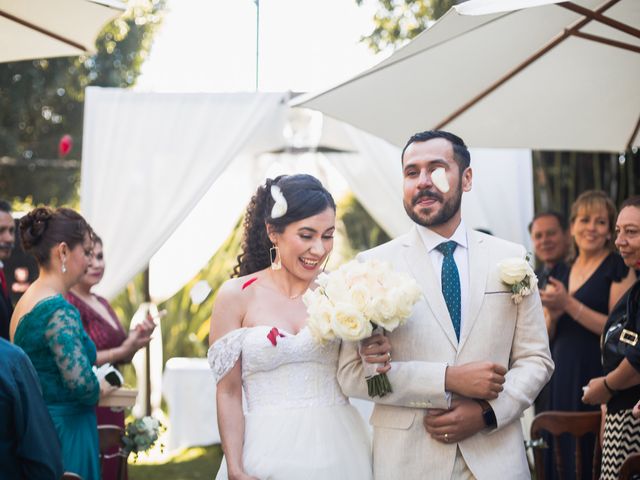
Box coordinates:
[44,305,100,405]
[207,328,248,383]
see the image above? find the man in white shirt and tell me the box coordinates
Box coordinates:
[337,130,554,479]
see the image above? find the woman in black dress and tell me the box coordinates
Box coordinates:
[541,191,636,478]
[583,195,640,479]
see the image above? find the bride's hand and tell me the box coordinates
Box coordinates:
[359,333,392,374]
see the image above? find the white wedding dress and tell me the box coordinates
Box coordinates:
[208,325,372,480]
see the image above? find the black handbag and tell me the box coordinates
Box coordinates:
[602,281,640,373]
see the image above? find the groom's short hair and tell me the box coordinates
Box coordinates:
[401,130,471,173]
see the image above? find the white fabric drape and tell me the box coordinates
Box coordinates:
[81,88,285,299]
[461,148,534,247]
[82,91,533,301]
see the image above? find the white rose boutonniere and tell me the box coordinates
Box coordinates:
[497,255,538,304]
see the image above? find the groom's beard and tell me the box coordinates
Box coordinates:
[404,178,462,228]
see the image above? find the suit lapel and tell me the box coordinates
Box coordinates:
[403,226,458,349]
[458,230,489,351]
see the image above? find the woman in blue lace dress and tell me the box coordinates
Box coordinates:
[10,207,109,480]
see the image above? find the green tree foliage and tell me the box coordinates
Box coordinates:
[356,0,460,53]
[337,193,391,257]
[0,0,164,204]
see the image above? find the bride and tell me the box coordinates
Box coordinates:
[208,174,391,480]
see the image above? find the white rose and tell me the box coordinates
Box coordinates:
[498,258,530,285]
[324,271,352,304]
[306,295,335,343]
[349,283,372,314]
[315,272,330,288]
[371,295,397,325]
[331,302,372,342]
[141,417,156,433]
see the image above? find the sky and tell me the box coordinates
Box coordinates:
[136,0,383,93]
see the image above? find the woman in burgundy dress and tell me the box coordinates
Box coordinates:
[66,235,155,480]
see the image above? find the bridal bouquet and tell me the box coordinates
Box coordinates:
[121,416,164,460]
[303,259,422,397]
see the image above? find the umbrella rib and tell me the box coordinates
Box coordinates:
[572,31,640,54]
[559,2,640,40]
[435,0,621,130]
[627,115,640,152]
[0,9,87,53]
[294,11,513,105]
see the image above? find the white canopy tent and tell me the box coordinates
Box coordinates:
[81,87,534,302]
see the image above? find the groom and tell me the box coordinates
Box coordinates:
[338,130,554,479]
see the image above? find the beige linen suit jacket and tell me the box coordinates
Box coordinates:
[337,226,554,480]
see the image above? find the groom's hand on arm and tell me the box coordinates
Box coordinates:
[423,399,485,443]
[444,362,506,400]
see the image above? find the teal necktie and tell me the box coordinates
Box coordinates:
[436,241,461,340]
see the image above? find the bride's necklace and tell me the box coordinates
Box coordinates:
[266,272,307,300]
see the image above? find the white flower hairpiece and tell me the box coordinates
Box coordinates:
[270,185,288,219]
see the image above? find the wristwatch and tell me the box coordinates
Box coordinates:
[475,399,497,430]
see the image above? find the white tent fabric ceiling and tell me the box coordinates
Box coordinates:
[81,88,533,301]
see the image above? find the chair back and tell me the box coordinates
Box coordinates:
[98,424,128,480]
[620,453,640,480]
[61,473,82,480]
[530,410,602,480]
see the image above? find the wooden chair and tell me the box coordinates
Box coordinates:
[61,474,82,480]
[620,453,640,480]
[530,411,602,480]
[98,424,128,480]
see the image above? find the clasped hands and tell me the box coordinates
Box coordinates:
[539,277,569,321]
[424,362,506,444]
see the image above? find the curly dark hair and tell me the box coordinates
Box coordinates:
[20,207,92,266]
[233,174,336,277]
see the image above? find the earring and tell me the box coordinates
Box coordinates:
[270,246,282,271]
[61,258,67,274]
[322,253,331,272]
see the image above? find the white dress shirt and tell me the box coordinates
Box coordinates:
[417,219,469,332]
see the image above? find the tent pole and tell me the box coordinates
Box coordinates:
[143,266,151,417]
[255,0,260,91]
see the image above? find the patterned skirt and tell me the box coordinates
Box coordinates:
[601,408,640,480]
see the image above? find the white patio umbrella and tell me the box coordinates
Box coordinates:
[294,0,640,152]
[0,0,124,63]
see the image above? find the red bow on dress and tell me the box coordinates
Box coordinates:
[267,327,285,346]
